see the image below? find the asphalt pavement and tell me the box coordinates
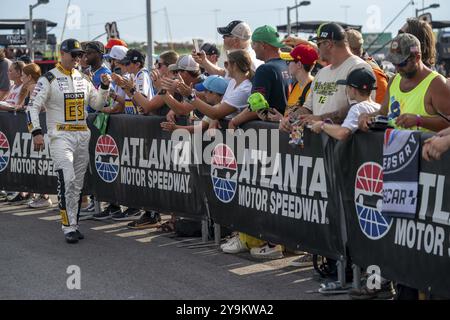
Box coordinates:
[0,199,347,300]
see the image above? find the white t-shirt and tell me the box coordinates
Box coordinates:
[4,83,23,106]
[342,100,380,133]
[222,78,252,119]
[135,68,154,99]
[112,73,137,115]
[304,55,375,116]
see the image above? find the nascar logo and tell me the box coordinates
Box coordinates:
[95,135,120,183]
[211,144,237,203]
[354,162,393,240]
[0,131,10,173]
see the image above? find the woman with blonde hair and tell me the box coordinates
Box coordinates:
[21,63,52,208]
[0,61,24,111]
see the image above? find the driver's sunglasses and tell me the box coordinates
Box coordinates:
[71,52,84,59]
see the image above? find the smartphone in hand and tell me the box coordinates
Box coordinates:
[193,39,200,53]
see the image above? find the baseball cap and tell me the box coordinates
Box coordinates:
[104,45,128,61]
[60,39,84,53]
[105,38,128,49]
[311,22,346,42]
[197,75,229,95]
[252,25,284,48]
[201,43,220,56]
[18,55,32,64]
[119,49,145,65]
[280,44,319,65]
[85,41,105,54]
[346,29,364,49]
[386,33,421,65]
[168,55,200,72]
[217,20,252,41]
[336,67,377,91]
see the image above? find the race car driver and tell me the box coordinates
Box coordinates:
[27,38,110,244]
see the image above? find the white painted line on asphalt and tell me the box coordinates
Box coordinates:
[91,222,129,230]
[229,257,294,276]
[221,262,244,268]
[276,266,314,276]
[104,227,130,233]
[157,237,197,247]
[39,215,61,221]
[13,210,50,216]
[116,229,155,237]
[135,233,168,243]
[292,277,314,284]
[192,248,220,255]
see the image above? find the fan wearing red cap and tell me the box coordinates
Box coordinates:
[105,38,128,53]
[280,44,319,117]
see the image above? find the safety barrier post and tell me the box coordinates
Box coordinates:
[352,264,361,289]
[94,199,101,215]
[201,218,209,243]
[337,257,347,288]
[214,223,221,246]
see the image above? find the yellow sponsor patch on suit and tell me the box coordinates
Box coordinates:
[56,124,88,131]
[60,209,69,226]
[64,93,85,121]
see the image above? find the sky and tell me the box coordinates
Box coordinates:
[1,0,448,45]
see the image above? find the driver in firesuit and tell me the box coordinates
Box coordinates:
[27,39,110,244]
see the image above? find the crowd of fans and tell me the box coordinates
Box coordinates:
[1,17,450,300]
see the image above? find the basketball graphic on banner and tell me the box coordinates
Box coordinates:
[95,135,120,183]
[0,131,10,173]
[211,144,238,203]
[354,162,393,240]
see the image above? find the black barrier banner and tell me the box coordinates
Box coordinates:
[337,131,450,297]
[0,112,57,194]
[382,129,420,218]
[197,121,346,259]
[86,114,204,218]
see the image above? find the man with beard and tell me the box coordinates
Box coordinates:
[358,33,450,132]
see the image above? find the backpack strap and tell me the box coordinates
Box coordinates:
[298,81,312,107]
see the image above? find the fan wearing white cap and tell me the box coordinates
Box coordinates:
[101,45,131,114]
[192,20,264,78]
[159,54,205,117]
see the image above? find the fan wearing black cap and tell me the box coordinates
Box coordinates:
[310,68,380,140]
[198,43,220,76]
[27,39,111,244]
[280,22,377,133]
[115,49,154,115]
[84,41,112,113]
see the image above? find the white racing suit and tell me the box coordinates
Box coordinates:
[27,63,109,234]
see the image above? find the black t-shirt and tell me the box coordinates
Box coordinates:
[151,92,184,117]
[252,58,290,114]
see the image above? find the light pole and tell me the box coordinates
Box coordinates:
[213,9,220,45]
[146,0,153,70]
[87,13,94,40]
[416,3,440,17]
[28,0,49,61]
[286,1,311,35]
[341,5,350,23]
